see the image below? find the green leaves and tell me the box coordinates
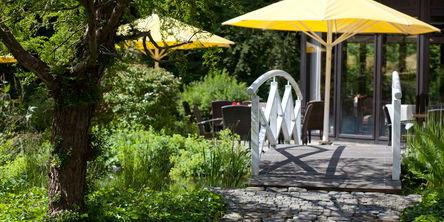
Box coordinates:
[401,191,444,222]
[404,115,444,192]
[401,113,444,221]
[180,69,249,112]
[86,187,226,221]
[103,64,181,132]
[170,129,250,188]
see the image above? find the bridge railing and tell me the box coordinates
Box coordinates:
[391,71,402,180]
[247,70,303,175]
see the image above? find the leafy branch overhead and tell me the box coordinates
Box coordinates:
[0,0,131,90]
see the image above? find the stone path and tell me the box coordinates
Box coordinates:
[209,187,421,222]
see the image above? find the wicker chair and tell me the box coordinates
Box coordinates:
[301,101,324,145]
[221,105,251,142]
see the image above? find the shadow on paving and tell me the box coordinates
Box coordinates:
[248,144,401,193]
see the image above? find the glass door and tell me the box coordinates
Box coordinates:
[339,35,375,137]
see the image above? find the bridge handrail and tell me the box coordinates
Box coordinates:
[247,69,303,99]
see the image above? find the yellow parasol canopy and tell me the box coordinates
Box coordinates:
[0,54,17,63]
[223,0,440,143]
[119,14,234,68]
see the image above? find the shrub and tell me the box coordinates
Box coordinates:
[0,186,48,221]
[170,129,250,188]
[104,64,181,132]
[403,115,444,194]
[400,115,444,221]
[86,187,226,222]
[107,129,250,190]
[0,133,50,192]
[401,191,444,222]
[107,129,185,190]
[0,81,25,140]
[180,69,250,112]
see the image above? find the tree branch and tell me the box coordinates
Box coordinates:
[142,30,194,50]
[86,0,97,65]
[97,1,127,42]
[0,23,55,89]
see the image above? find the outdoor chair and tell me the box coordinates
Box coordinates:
[211,100,232,126]
[182,101,194,122]
[382,105,392,146]
[301,100,324,145]
[221,105,251,142]
[193,105,220,139]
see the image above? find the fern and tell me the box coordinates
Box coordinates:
[404,112,444,194]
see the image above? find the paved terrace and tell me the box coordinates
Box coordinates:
[248,141,401,193]
[211,141,416,221]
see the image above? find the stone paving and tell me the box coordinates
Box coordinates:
[208,187,421,222]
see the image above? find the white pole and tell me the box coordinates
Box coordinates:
[392,71,402,180]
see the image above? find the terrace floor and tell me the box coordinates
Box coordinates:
[247,141,402,193]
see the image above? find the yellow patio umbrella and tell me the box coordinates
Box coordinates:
[223,0,440,143]
[119,14,234,68]
[0,54,17,63]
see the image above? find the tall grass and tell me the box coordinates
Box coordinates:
[170,129,250,188]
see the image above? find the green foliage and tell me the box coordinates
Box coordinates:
[86,187,226,222]
[0,187,227,222]
[1,0,85,66]
[170,129,250,188]
[0,80,25,139]
[0,128,251,221]
[401,115,444,221]
[221,30,300,85]
[107,129,250,190]
[107,129,183,190]
[0,186,48,221]
[403,115,444,194]
[0,133,50,192]
[401,191,444,222]
[104,64,181,132]
[180,69,249,111]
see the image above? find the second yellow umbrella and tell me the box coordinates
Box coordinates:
[119,14,234,68]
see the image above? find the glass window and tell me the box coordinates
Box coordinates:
[380,35,417,137]
[340,35,375,136]
[429,43,444,105]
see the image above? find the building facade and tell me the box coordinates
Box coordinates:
[299,0,444,143]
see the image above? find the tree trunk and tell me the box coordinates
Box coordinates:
[48,102,95,215]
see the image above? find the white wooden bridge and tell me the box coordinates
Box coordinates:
[246,70,403,193]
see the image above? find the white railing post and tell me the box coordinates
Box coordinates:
[251,94,260,176]
[392,71,402,181]
[295,99,302,145]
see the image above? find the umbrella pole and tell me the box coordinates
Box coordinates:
[321,45,332,143]
[321,22,333,144]
[154,49,160,69]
